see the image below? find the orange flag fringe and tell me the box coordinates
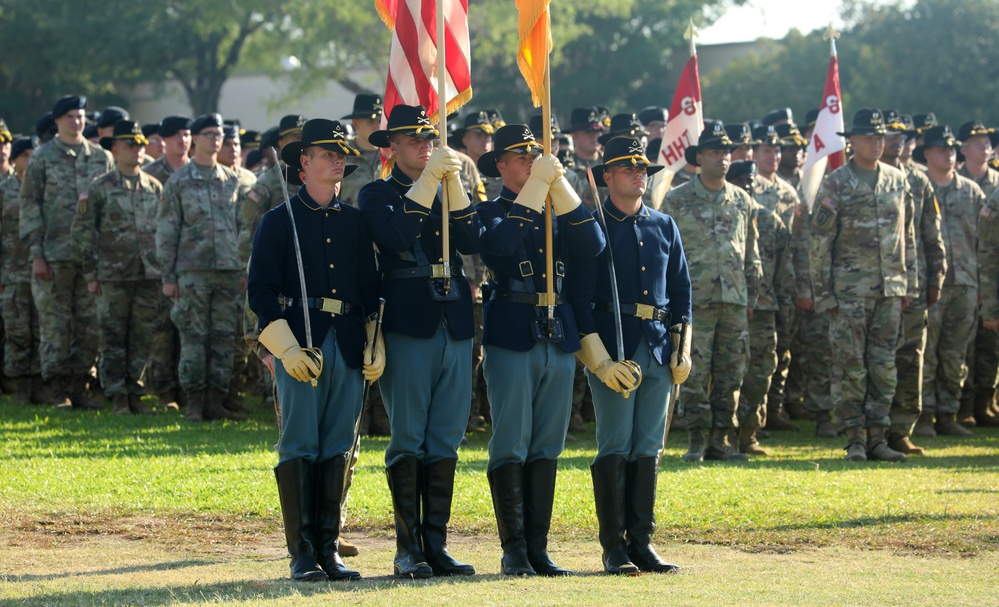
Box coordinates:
[516,0,552,108]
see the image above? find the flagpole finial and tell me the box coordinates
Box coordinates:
[684,19,699,56]
[823,22,839,56]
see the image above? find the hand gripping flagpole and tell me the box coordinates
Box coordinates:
[276,159,323,387]
[436,0,452,293]
[541,11,557,337]
[585,165,643,399]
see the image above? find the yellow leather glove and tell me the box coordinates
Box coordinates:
[443,171,472,212]
[514,155,563,214]
[549,175,581,216]
[258,318,320,383]
[363,319,386,382]
[576,332,637,393]
[669,322,692,385]
[407,146,461,209]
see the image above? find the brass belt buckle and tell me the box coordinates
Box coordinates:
[320,297,344,315]
[430,263,451,279]
[634,303,655,320]
[535,293,556,306]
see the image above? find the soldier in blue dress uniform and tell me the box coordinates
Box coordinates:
[357,104,479,579]
[248,118,383,582]
[568,136,691,575]
[476,124,605,576]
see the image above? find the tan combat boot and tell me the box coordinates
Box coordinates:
[704,429,748,461]
[682,427,707,462]
[183,390,205,422]
[814,410,838,438]
[888,432,925,456]
[935,413,974,437]
[957,393,976,426]
[737,426,768,456]
[867,426,906,462]
[844,427,867,462]
[973,391,999,427]
[111,394,130,415]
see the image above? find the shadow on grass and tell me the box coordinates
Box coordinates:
[9,558,215,582]
[4,569,613,606]
[763,511,999,533]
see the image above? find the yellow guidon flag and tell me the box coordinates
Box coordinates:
[517,0,552,108]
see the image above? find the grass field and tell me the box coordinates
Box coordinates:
[1,396,997,606]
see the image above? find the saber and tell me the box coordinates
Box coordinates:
[663,319,687,447]
[276,156,323,387]
[345,297,386,495]
[585,164,642,398]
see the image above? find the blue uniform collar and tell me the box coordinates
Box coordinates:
[390,164,415,188]
[295,184,340,212]
[602,197,650,222]
[497,185,519,207]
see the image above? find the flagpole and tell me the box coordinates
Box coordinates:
[437,0,451,283]
[542,9,556,334]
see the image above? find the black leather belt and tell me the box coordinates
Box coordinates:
[384,265,466,280]
[491,288,565,307]
[285,297,361,317]
[596,302,669,322]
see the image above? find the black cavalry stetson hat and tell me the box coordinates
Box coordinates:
[598,113,649,146]
[752,124,781,147]
[957,120,999,148]
[684,121,738,167]
[453,110,495,141]
[883,110,918,138]
[776,123,808,148]
[913,113,938,134]
[341,93,384,121]
[568,107,604,133]
[528,113,563,140]
[100,120,149,150]
[725,122,760,147]
[368,104,439,149]
[476,123,542,178]
[912,125,960,164]
[638,106,668,126]
[592,136,664,187]
[837,108,887,137]
[281,119,360,175]
[761,107,793,126]
[278,114,307,137]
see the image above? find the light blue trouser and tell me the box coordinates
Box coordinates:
[484,342,575,472]
[276,328,363,465]
[589,343,673,461]
[380,322,472,467]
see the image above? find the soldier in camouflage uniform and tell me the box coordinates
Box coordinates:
[775,123,807,189]
[76,121,165,414]
[977,180,999,380]
[339,94,385,209]
[237,115,305,264]
[954,121,999,428]
[728,160,794,456]
[0,137,41,403]
[910,126,984,438]
[880,112,947,454]
[0,120,13,177]
[19,95,113,409]
[156,113,249,422]
[143,116,192,409]
[725,123,756,162]
[808,109,917,462]
[567,107,605,210]
[661,122,761,462]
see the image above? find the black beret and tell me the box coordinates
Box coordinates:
[190,113,223,135]
[159,116,193,138]
[141,123,161,138]
[10,137,37,161]
[98,106,129,128]
[52,95,87,119]
[35,113,55,138]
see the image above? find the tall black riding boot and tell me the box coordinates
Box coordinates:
[315,456,361,581]
[274,458,328,581]
[422,458,475,576]
[626,457,681,573]
[591,455,640,575]
[386,457,433,578]
[488,462,535,576]
[524,459,572,576]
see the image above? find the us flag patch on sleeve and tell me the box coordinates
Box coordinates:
[981,206,992,218]
[820,197,837,210]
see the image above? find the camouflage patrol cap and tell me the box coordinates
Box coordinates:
[569,107,603,133]
[592,136,664,187]
[281,118,360,176]
[638,106,668,126]
[10,137,37,160]
[97,106,129,128]
[368,104,439,148]
[278,114,307,137]
[51,95,87,119]
[100,120,149,150]
[598,113,648,146]
[159,116,193,138]
[724,123,760,147]
[476,124,541,178]
[776,123,808,148]
[684,121,738,167]
[190,113,224,135]
[751,124,781,147]
[342,94,384,121]
[837,108,887,137]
